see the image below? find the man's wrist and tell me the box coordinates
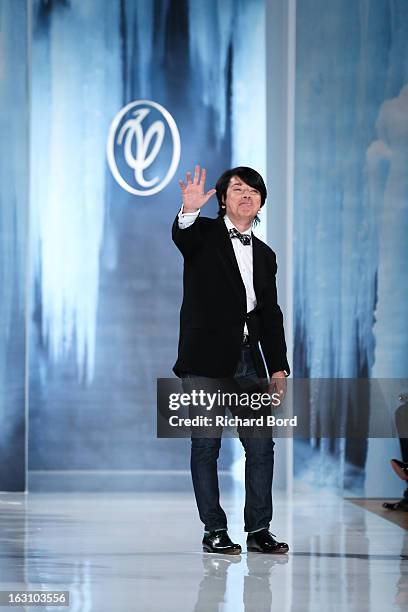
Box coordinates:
[271,370,289,377]
[182,206,199,214]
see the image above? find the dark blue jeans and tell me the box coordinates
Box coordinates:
[183,344,275,533]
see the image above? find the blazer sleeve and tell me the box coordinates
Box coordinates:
[172,214,204,258]
[259,250,291,377]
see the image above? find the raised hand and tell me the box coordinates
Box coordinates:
[179,165,216,213]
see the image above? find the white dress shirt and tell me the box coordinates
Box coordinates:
[177,206,256,334]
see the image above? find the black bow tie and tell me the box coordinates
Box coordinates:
[228,228,251,245]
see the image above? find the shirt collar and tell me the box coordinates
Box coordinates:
[223,215,252,235]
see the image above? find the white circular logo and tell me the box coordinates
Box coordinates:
[106,100,181,196]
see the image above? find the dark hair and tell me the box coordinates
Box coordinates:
[215,166,267,225]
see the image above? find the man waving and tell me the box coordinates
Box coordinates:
[173,165,290,555]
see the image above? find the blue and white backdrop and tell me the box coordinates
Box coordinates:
[0,0,407,496]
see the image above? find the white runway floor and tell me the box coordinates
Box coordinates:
[0,489,407,612]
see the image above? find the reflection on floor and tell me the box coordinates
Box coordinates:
[0,489,407,611]
[349,498,408,531]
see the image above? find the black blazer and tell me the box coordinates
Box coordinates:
[172,215,290,378]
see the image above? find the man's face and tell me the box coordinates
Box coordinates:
[223,176,262,223]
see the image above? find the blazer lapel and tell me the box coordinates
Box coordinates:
[213,217,247,306]
[252,234,268,305]
[212,218,269,310]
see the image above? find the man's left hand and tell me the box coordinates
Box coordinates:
[269,371,287,402]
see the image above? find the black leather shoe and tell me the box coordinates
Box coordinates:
[391,459,408,481]
[247,529,289,554]
[383,494,408,511]
[202,530,242,555]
